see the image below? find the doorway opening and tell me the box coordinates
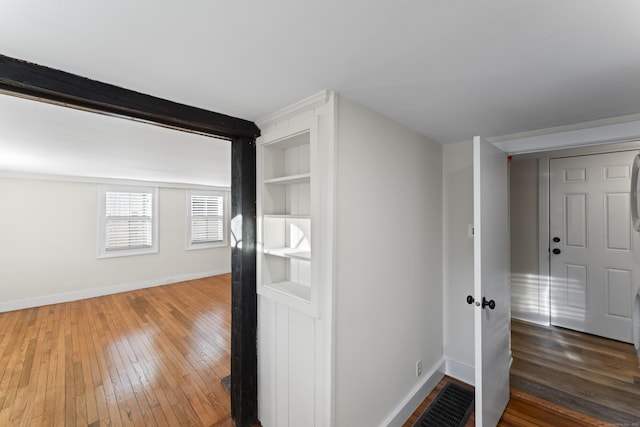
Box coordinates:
[0,54,259,427]
[510,145,640,424]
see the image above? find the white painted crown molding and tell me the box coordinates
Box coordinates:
[256,90,330,127]
[492,119,640,154]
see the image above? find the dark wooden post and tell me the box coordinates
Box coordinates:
[230,136,258,427]
[0,54,262,427]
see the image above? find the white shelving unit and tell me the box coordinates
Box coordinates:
[256,91,335,427]
[257,117,319,316]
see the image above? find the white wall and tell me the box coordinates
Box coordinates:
[509,158,544,323]
[0,176,230,310]
[333,97,443,426]
[442,141,475,379]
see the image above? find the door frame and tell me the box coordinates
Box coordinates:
[506,139,640,326]
[547,150,639,340]
[0,54,261,427]
[495,121,640,326]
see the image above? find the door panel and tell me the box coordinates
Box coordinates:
[473,136,510,427]
[564,193,587,248]
[564,167,586,182]
[606,268,632,318]
[550,151,640,343]
[605,193,631,250]
[565,264,587,310]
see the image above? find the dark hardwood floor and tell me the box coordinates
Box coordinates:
[0,275,234,427]
[403,376,614,427]
[511,318,640,426]
[405,319,640,426]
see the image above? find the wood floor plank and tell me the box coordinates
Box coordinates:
[404,319,640,426]
[21,308,49,426]
[511,337,635,384]
[117,325,182,426]
[402,376,615,427]
[511,319,640,425]
[510,375,639,425]
[76,303,99,426]
[0,274,232,426]
[29,310,52,426]
[511,345,640,393]
[2,331,28,416]
[10,337,39,425]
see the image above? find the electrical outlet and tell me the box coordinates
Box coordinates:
[416,360,422,377]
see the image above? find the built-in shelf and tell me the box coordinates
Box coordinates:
[264,173,311,185]
[264,248,311,261]
[257,116,318,317]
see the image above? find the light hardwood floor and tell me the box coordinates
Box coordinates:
[0,275,233,427]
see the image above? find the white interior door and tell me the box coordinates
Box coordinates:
[549,151,640,343]
[473,136,510,427]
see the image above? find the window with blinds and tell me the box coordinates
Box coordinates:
[105,191,153,250]
[187,190,227,249]
[98,185,158,258]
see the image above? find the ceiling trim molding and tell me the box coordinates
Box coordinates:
[493,120,640,154]
[0,54,260,140]
[0,169,230,191]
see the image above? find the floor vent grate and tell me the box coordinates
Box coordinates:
[412,381,474,427]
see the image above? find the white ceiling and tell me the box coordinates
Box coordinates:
[1,1,640,183]
[0,94,231,186]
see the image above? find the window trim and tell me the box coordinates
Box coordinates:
[186,189,229,250]
[97,184,159,259]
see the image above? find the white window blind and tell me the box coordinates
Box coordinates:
[190,193,224,244]
[105,191,153,251]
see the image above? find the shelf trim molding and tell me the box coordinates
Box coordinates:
[262,281,311,303]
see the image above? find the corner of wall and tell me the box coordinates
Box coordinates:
[381,358,446,427]
[442,141,475,369]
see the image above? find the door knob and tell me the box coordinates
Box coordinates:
[553,237,560,243]
[482,297,496,310]
[552,248,561,255]
[466,295,475,305]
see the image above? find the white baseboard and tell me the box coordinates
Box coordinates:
[445,358,475,386]
[382,357,477,427]
[0,269,231,313]
[511,313,550,326]
[382,358,446,427]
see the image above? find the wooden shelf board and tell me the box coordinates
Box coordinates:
[265,131,310,150]
[264,248,311,261]
[263,214,311,220]
[264,173,310,185]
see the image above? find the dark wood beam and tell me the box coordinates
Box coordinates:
[230,136,258,427]
[0,53,260,426]
[0,54,260,140]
